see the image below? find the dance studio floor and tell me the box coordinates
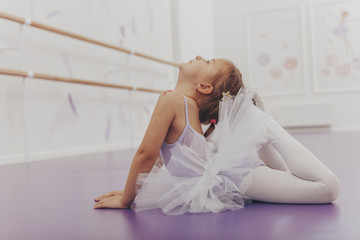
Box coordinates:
[1,131,359,240]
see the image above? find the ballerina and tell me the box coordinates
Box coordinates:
[94,56,339,215]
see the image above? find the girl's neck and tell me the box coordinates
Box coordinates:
[174,82,194,97]
[174,75,201,104]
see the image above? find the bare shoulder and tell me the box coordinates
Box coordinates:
[158,90,184,107]
[150,91,183,121]
[158,91,199,115]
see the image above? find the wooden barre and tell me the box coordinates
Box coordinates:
[0,67,163,94]
[0,11,179,68]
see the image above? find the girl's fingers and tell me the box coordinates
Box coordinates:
[93,195,126,209]
[94,193,114,202]
[93,199,103,208]
[94,196,104,202]
[93,191,123,202]
[103,193,114,198]
[94,196,105,202]
[93,202,103,209]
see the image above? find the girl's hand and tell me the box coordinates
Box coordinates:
[94,190,124,202]
[93,195,129,209]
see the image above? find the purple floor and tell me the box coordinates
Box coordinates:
[1,131,359,240]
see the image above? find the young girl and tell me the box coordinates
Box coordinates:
[94,56,339,215]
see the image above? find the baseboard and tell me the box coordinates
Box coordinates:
[285,125,360,134]
[28,143,137,162]
[330,125,360,133]
[0,154,27,166]
[2,124,359,166]
[0,141,141,166]
[285,126,332,134]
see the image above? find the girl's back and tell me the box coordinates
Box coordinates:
[160,91,208,177]
[162,91,203,144]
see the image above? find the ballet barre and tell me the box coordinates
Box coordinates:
[0,67,163,94]
[0,11,179,68]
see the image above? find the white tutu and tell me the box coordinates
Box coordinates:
[132,88,274,215]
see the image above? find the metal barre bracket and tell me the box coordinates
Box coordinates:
[26,71,34,78]
[24,18,32,26]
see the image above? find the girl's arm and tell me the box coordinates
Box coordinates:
[94,93,176,208]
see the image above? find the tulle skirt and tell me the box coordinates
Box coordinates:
[132,88,275,215]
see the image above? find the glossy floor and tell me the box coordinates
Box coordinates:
[1,131,359,240]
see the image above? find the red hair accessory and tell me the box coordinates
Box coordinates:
[210,119,216,124]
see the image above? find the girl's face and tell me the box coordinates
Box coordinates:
[179,56,228,84]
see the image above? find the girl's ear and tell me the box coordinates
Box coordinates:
[196,83,213,95]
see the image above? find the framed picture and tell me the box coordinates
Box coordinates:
[310,1,360,93]
[246,5,307,96]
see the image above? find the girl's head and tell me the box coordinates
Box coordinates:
[179,56,244,137]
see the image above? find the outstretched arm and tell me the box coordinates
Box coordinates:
[94,93,175,208]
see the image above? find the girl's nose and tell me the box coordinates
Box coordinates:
[196,56,203,60]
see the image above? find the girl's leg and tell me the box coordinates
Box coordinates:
[242,116,339,204]
[258,143,288,171]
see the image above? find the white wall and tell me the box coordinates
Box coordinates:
[213,0,360,132]
[171,0,215,63]
[0,0,175,165]
[3,0,358,165]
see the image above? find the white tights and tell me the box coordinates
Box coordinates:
[241,117,340,204]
